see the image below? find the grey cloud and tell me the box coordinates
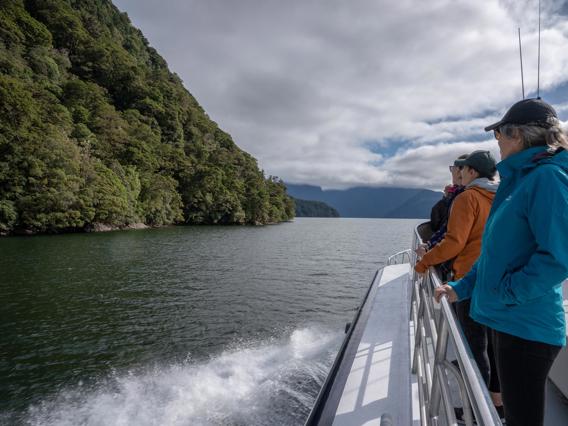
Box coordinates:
[114,0,568,189]
[221,70,328,127]
[379,140,501,189]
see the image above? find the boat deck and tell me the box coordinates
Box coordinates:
[306,263,568,425]
[333,263,418,425]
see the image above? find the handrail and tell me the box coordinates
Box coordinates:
[410,222,502,426]
[387,249,411,265]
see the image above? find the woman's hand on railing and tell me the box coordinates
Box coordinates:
[434,284,458,303]
[414,244,428,258]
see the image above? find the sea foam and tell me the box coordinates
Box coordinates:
[25,327,340,426]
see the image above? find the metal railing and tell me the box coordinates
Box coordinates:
[410,223,502,426]
[387,249,411,265]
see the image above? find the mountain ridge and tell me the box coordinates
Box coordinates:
[285,184,441,219]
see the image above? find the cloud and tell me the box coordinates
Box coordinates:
[114,0,568,189]
[379,140,500,189]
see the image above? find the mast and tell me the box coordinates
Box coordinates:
[537,0,541,98]
[518,28,525,99]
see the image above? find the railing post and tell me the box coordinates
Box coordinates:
[412,290,424,374]
[411,222,502,426]
[429,314,449,418]
[444,360,474,425]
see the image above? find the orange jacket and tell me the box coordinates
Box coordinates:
[415,185,495,279]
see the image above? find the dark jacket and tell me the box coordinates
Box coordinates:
[430,198,449,232]
[427,185,465,248]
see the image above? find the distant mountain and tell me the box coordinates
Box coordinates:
[384,190,444,218]
[293,198,339,217]
[285,184,442,219]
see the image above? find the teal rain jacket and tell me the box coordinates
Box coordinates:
[451,146,568,346]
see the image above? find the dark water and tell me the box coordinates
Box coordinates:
[0,218,420,425]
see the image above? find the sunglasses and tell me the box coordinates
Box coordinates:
[449,165,465,172]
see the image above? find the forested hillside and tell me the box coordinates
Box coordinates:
[0,0,294,234]
[293,198,339,217]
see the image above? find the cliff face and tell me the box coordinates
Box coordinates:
[0,0,294,234]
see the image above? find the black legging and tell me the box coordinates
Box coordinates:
[456,300,500,392]
[492,330,561,426]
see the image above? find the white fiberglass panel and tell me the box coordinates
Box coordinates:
[333,264,411,426]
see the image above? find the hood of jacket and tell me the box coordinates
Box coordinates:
[498,146,568,178]
[533,147,568,173]
[466,177,498,202]
[467,177,499,192]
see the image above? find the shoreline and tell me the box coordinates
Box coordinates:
[0,219,294,238]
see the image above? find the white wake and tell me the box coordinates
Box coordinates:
[26,327,341,426]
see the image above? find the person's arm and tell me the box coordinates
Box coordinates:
[427,225,446,249]
[498,168,568,305]
[415,192,476,273]
[449,261,478,301]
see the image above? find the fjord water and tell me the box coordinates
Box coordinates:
[1,218,420,425]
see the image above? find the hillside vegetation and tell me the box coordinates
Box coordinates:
[293,198,339,217]
[0,0,294,234]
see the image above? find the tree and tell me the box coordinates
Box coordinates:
[0,0,295,235]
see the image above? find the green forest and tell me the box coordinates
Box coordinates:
[293,198,339,217]
[0,0,294,235]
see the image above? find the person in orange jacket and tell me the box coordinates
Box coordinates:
[414,150,504,421]
[415,150,497,279]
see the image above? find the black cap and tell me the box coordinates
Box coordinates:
[484,98,558,132]
[454,150,496,177]
[453,154,469,166]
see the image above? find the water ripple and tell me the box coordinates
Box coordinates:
[0,218,420,424]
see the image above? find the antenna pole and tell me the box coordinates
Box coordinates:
[518,28,525,99]
[537,0,541,98]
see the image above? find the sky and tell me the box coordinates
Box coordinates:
[113,0,568,190]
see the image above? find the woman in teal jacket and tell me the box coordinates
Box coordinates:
[435,98,568,426]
